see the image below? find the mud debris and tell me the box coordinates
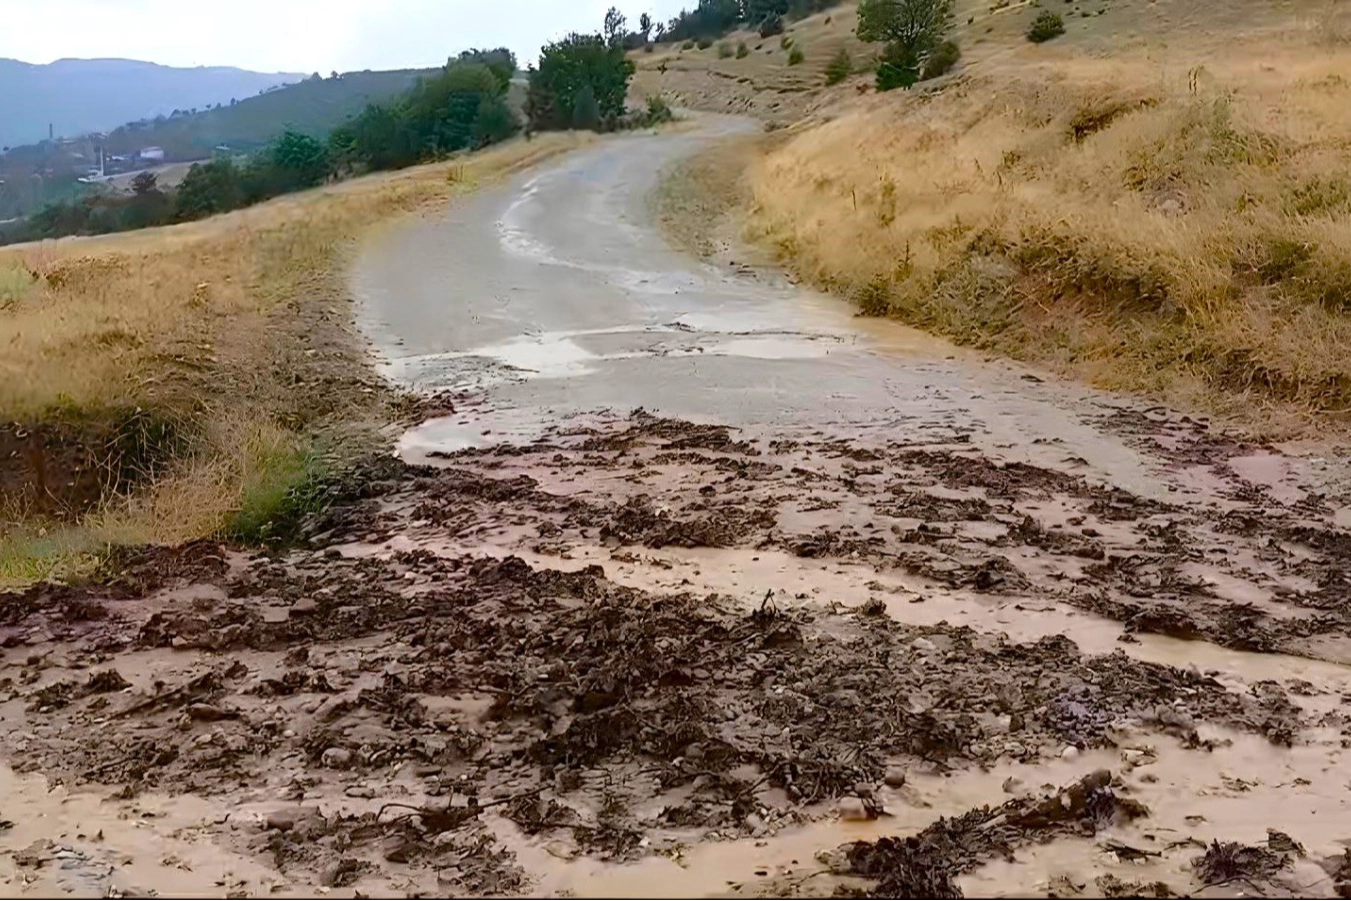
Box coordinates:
[2,414,1350,896]
[834,770,1145,898]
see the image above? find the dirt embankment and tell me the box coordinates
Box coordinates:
[1,410,1349,896]
[0,134,590,583]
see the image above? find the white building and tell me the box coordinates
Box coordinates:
[139,146,166,162]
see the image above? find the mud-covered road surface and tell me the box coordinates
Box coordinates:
[5,119,1351,897]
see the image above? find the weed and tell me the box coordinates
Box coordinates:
[789,46,806,65]
[1027,10,1065,41]
[826,47,852,84]
[718,41,735,58]
[737,41,750,58]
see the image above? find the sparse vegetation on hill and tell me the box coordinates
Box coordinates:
[747,2,1351,425]
[1026,10,1065,42]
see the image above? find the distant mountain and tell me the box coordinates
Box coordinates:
[101,69,437,160]
[0,57,303,149]
[0,67,440,221]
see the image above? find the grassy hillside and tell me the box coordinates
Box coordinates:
[102,69,436,159]
[0,132,589,584]
[662,0,1351,431]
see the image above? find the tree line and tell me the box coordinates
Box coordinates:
[0,19,670,246]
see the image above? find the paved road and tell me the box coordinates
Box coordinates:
[345,117,1351,897]
[353,116,1334,505]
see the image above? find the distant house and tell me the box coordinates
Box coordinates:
[139,146,166,162]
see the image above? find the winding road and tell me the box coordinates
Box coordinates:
[347,118,1351,896]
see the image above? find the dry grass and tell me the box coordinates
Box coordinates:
[745,0,1351,430]
[0,133,589,584]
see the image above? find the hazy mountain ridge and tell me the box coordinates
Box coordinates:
[0,57,303,148]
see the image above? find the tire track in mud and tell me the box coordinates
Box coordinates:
[2,411,1351,897]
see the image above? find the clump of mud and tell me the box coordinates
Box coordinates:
[835,770,1146,898]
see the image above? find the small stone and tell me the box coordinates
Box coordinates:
[321,747,353,769]
[545,841,575,860]
[289,599,319,616]
[883,767,907,788]
[910,637,937,653]
[745,812,766,836]
[345,786,376,799]
[837,797,869,821]
[187,703,235,722]
[265,807,314,832]
[1061,745,1080,760]
[1001,776,1022,794]
[382,835,410,863]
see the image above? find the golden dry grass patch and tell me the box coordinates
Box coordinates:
[744,5,1351,432]
[0,132,591,583]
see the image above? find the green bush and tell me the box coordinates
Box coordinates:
[781,35,794,49]
[736,41,750,58]
[682,39,696,49]
[697,37,714,49]
[875,42,921,91]
[920,39,960,79]
[825,47,852,84]
[645,95,675,124]
[760,15,785,37]
[718,41,735,57]
[1026,10,1065,41]
[788,46,806,65]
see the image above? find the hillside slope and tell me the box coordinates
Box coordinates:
[0,57,300,149]
[100,69,437,159]
[653,0,1351,431]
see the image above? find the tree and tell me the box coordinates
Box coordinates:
[572,84,602,130]
[130,171,159,196]
[266,130,330,191]
[639,12,653,41]
[604,7,628,47]
[456,48,518,92]
[747,0,789,24]
[526,32,635,132]
[175,159,243,220]
[856,0,953,56]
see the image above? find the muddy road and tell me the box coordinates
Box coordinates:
[4,119,1351,898]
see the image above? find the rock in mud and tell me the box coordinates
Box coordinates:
[838,797,870,821]
[186,703,236,722]
[883,767,907,788]
[382,835,411,863]
[264,807,318,832]
[321,747,353,769]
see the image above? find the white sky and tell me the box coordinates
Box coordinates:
[0,0,690,73]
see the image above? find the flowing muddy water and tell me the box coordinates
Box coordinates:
[3,117,1351,898]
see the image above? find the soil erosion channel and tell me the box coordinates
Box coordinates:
[3,118,1351,898]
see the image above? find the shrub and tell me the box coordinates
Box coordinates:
[760,15,785,37]
[736,41,750,58]
[697,37,714,49]
[645,95,675,124]
[788,46,806,65]
[682,39,696,49]
[825,47,852,84]
[875,42,921,90]
[781,35,795,48]
[1027,10,1065,41]
[718,41,735,57]
[920,39,960,79]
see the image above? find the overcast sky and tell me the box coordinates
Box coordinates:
[0,0,691,73]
